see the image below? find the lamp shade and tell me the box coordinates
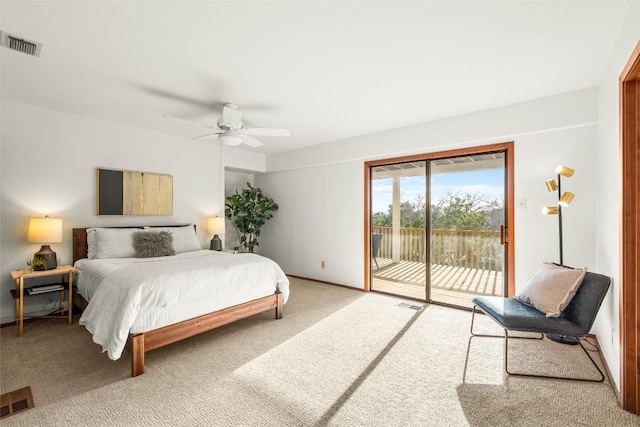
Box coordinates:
[555,165,575,177]
[208,217,225,235]
[544,179,558,192]
[28,217,62,243]
[542,206,560,215]
[559,192,575,207]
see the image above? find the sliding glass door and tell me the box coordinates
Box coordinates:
[428,153,505,307]
[368,147,510,309]
[371,161,427,300]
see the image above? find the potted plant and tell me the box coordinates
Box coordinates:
[28,256,47,271]
[225,182,279,253]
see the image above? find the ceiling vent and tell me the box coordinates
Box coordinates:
[0,31,42,57]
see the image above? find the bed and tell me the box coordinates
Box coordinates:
[72,225,289,377]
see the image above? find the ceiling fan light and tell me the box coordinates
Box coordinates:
[219,134,243,146]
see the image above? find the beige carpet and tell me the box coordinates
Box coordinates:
[1,277,637,426]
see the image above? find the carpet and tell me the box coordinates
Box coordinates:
[1,277,637,426]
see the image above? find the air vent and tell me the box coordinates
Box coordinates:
[0,31,42,57]
[397,302,423,311]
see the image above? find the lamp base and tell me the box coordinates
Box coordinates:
[210,235,222,251]
[546,333,579,345]
[34,245,57,270]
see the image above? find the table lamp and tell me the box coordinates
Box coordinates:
[208,217,225,251]
[28,216,62,270]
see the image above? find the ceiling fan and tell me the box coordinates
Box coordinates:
[169,103,290,147]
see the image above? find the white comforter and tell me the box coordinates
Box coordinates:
[77,250,289,361]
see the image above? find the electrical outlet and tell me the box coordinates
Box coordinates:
[321,261,326,269]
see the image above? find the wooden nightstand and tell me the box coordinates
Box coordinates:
[10,265,75,337]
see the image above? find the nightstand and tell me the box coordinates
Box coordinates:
[10,265,75,337]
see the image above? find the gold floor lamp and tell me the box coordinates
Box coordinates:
[543,165,576,344]
[542,165,575,266]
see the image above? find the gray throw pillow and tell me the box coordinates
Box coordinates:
[516,263,587,317]
[132,231,176,258]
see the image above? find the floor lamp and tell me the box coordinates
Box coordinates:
[542,165,575,265]
[543,165,575,344]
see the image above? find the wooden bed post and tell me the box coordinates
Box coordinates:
[132,334,145,377]
[275,292,283,319]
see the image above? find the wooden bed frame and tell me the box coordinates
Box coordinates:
[72,227,283,377]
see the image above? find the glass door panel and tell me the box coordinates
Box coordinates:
[428,153,506,308]
[370,161,427,300]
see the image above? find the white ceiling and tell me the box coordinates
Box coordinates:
[0,1,631,155]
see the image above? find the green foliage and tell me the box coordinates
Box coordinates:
[28,256,47,271]
[225,182,279,253]
[373,191,503,231]
[431,192,502,231]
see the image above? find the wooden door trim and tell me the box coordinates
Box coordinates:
[364,142,515,296]
[620,40,640,415]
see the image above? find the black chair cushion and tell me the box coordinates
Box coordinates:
[473,296,586,337]
[473,271,611,338]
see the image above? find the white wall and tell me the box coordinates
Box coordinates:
[256,161,364,285]
[267,88,597,172]
[0,100,263,323]
[593,1,640,391]
[256,88,599,292]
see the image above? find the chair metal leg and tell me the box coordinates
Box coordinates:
[470,305,543,339]
[373,257,379,269]
[504,333,605,382]
[470,305,606,382]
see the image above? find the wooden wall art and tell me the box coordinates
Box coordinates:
[97,168,173,215]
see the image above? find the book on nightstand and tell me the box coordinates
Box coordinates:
[26,284,64,295]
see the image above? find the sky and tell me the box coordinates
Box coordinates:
[371,168,504,213]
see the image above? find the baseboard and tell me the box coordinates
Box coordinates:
[587,333,621,404]
[287,275,366,292]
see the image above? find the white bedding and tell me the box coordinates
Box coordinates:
[77,250,289,361]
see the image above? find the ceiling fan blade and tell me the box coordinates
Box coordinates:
[245,127,290,137]
[163,115,217,129]
[192,131,222,140]
[222,104,242,126]
[242,135,264,147]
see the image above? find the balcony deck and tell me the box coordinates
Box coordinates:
[372,257,504,308]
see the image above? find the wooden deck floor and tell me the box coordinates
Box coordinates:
[372,258,504,309]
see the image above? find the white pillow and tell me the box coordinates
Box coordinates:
[86,228,97,259]
[150,225,201,253]
[516,263,587,317]
[92,228,140,259]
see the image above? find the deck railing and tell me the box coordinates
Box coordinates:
[372,226,503,271]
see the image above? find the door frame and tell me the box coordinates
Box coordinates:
[364,142,515,297]
[620,40,640,415]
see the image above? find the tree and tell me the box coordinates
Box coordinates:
[431,191,503,231]
[225,183,279,253]
[372,191,503,231]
